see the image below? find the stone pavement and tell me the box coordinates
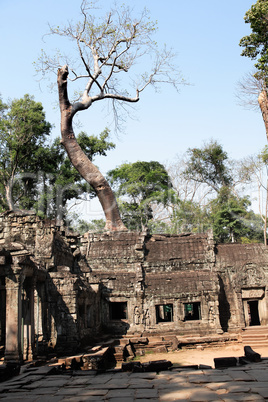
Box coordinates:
[1,359,268,401]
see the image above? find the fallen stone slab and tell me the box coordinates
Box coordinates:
[154,345,168,353]
[172,364,199,370]
[130,337,148,345]
[142,360,172,372]
[121,361,143,372]
[239,356,251,365]
[214,357,237,368]
[198,364,212,370]
[244,346,261,362]
[122,359,172,373]
[82,346,116,370]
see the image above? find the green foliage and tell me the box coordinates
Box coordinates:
[240,0,268,78]
[70,216,106,234]
[107,161,173,231]
[170,198,211,234]
[209,187,263,243]
[0,94,52,210]
[36,128,115,220]
[260,144,268,163]
[183,140,232,193]
[0,94,115,219]
[76,129,115,161]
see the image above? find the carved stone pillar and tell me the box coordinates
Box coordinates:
[4,274,22,364]
[26,277,35,361]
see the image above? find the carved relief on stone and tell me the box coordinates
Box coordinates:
[241,288,265,299]
[134,306,140,325]
[237,264,266,289]
[208,301,215,323]
[143,308,150,327]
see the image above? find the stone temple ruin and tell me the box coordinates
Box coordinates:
[0,212,268,366]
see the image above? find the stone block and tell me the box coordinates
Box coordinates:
[130,337,148,345]
[142,360,172,372]
[122,361,143,372]
[214,357,237,368]
[244,346,261,362]
[154,345,168,353]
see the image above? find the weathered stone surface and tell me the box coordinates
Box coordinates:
[1,213,268,367]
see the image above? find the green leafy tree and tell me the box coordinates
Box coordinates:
[181,140,263,243]
[183,140,233,194]
[209,187,262,243]
[170,198,210,234]
[107,161,173,231]
[0,94,51,211]
[239,147,268,244]
[239,0,268,139]
[239,0,268,76]
[0,95,115,220]
[70,216,106,234]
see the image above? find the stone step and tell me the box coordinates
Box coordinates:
[136,345,168,354]
[244,341,268,349]
[242,330,268,335]
[242,326,268,332]
[114,353,124,362]
[147,336,164,343]
[241,327,268,346]
[242,334,268,340]
[242,337,268,342]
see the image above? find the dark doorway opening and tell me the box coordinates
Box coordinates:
[184,302,201,321]
[109,302,128,320]
[155,304,173,323]
[248,300,260,326]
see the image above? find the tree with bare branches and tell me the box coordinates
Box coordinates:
[239,151,268,245]
[38,1,184,231]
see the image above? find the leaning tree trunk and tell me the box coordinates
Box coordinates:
[5,179,15,211]
[57,66,127,231]
[258,89,268,142]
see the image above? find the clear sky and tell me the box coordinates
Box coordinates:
[0,0,265,218]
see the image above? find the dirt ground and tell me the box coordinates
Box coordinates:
[134,344,268,368]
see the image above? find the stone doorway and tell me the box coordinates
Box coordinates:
[242,288,265,327]
[247,300,261,326]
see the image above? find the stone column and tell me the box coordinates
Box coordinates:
[26,277,35,361]
[4,273,23,364]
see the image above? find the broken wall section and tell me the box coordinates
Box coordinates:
[0,213,101,361]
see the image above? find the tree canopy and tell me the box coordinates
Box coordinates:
[0,94,51,211]
[239,0,268,139]
[209,187,260,243]
[0,94,115,220]
[240,0,268,77]
[183,140,233,193]
[107,161,172,231]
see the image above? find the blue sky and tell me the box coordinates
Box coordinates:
[0,0,265,217]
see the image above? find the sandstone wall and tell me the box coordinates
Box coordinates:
[1,213,268,363]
